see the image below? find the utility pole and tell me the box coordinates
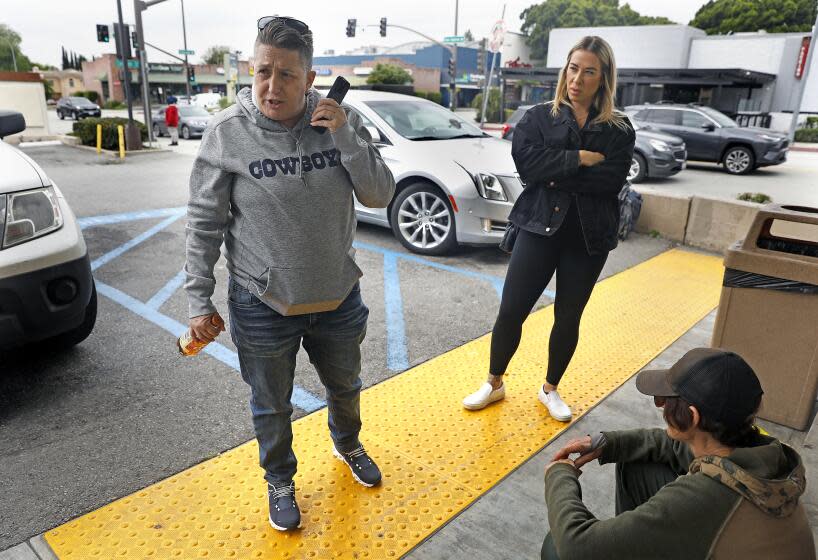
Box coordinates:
[181,0,191,99]
[788,8,818,143]
[134,0,168,145]
[450,0,459,110]
[116,0,141,150]
[481,4,506,128]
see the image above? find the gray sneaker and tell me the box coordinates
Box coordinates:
[333,445,382,487]
[268,481,301,531]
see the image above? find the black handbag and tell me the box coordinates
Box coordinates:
[499,222,519,254]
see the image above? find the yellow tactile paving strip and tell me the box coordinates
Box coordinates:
[45,248,723,559]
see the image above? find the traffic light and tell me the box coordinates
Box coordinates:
[113,22,132,59]
[477,38,486,75]
[96,24,110,43]
[346,19,356,38]
[131,30,139,51]
[448,56,456,81]
[379,18,387,37]
[188,67,196,84]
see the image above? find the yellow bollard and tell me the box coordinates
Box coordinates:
[96,124,102,154]
[117,125,125,159]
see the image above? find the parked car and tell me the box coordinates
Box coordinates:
[152,105,214,139]
[192,92,223,111]
[56,96,101,120]
[503,105,687,183]
[626,103,789,175]
[332,90,523,255]
[0,111,96,352]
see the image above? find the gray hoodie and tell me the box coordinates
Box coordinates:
[184,87,395,317]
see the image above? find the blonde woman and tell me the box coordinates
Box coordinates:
[464,36,635,421]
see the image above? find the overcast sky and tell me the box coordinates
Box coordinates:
[7,1,707,68]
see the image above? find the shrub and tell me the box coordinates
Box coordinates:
[805,116,818,129]
[414,91,427,100]
[104,100,125,109]
[471,88,501,122]
[737,192,772,204]
[72,117,147,150]
[218,96,234,110]
[425,91,443,105]
[794,128,818,143]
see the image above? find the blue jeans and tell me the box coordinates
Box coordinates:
[227,277,368,485]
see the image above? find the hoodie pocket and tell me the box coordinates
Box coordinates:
[251,250,363,315]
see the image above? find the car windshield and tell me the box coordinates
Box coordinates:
[69,97,94,106]
[699,106,737,128]
[364,100,486,140]
[507,106,532,125]
[179,106,210,117]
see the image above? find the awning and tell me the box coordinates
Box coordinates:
[500,67,776,87]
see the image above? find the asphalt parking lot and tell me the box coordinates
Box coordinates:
[0,144,672,550]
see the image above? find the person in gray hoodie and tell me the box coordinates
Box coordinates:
[184,16,395,531]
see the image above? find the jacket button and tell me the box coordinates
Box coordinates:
[546,227,551,232]
[554,207,560,212]
[549,181,555,187]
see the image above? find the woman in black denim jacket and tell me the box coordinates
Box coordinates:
[464,36,635,421]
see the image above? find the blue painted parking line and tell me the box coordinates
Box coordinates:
[95,280,326,413]
[91,214,183,272]
[382,254,409,372]
[78,207,187,230]
[146,269,187,310]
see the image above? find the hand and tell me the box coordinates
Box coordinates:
[579,150,605,167]
[552,436,603,469]
[310,98,347,133]
[189,312,225,343]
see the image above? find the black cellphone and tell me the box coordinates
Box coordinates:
[313,76,351,134]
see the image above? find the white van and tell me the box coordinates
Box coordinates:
[0,111,96,351]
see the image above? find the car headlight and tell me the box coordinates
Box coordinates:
[760,134,782,142]
[1,186,63,248]
[473,172,508,202]
[648,139,671,152]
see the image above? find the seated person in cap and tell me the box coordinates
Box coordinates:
[541,347,815,560]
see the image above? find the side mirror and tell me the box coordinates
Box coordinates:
[701,122,716,131]
[364,125,382,143]
[0,111,26,139]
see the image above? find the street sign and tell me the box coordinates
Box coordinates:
[444,35,465,44]
[178,49,195,55]
[115,59,140,69]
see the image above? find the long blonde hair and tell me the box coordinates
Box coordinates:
[550,35,628,130]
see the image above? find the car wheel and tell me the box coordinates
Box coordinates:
[58,110,64,120]
[389,182,457,255]
[723,146,754,175]
[49,282,97,350]
[182,125,191,140]
[628,153,647,183]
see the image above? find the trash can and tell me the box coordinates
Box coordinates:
[712,204,818,430]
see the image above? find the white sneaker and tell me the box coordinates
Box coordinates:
[463,382,505,410]
[538,386,572,422]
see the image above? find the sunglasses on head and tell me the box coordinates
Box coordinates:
[257,16,309,33]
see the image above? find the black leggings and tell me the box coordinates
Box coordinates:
[489,205,608,386]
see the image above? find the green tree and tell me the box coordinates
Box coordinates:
[0,24,34,71]
[690,0,817,34]
[366,63,414,85]
[202,45,231,65]
[520,0,674,60]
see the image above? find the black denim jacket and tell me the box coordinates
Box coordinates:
[508,102,635,255]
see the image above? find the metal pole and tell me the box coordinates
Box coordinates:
[449,0,459,110]
[5,39,17,72]
[181,0,191,99]
[115,0,135,123]
[788,9,818,142]
[481,4,505,127]
[134,0,153,144]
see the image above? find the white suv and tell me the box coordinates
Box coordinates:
[0,111,96,352]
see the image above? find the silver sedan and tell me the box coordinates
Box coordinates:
[340,90,521,255]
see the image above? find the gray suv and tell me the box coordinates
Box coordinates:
[626,103,788,175]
